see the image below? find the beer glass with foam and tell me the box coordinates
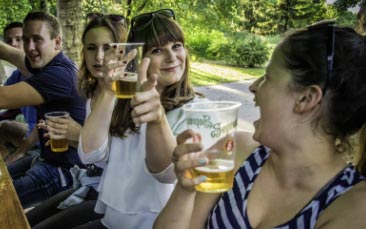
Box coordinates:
[44,111,70,152]
[183,101,241,193]
[110,43,144,99]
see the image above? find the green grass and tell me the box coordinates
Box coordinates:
[190,62,264,86]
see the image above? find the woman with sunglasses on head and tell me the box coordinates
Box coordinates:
[25,14,128,228]
[154,22,366,229]
[77,9,205,229]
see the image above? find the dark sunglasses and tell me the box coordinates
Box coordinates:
[87,12,127,26]
[130,9,175,32]
[307,19,336,94]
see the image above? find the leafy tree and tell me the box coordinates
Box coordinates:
[277,0,328,32]
[333,0,366,34]
[0,0,31,34]
[334,0,360,10]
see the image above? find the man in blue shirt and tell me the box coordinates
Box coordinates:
[0,22,39,162]
[0,12,86,208]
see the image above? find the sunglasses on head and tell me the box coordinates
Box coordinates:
[130,9,175,32]
[87,12,127,26]
[307,19,336,94]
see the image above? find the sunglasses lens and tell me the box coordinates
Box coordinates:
[158,9,175,19]
[132,9,175,31]
[133,14,153,28]
[87,12,102,20]
[108,14,125,22]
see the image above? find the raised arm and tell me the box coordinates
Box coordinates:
[154,129,259,228]
[153,130,220,228]
[0,41,29,75]
[80,88,115,154]
[130,58,176,174]
[0,82,44,109]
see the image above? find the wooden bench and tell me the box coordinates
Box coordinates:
[0,157,30,229]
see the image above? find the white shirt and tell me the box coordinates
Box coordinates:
[78,98,194,228]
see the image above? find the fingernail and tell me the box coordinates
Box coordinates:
[198,159,206,165]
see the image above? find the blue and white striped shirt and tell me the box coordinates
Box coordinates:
[206,145,364,229]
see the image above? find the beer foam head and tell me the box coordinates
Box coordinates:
[122,72,138,82]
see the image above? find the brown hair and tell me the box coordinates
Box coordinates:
[281,26,366,162]
[78,16,132,138]
[108,12,196,138]
[24,11,61,39]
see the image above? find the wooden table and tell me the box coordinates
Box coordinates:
[0,157,30,229]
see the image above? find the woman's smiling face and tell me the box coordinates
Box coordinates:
[144,41,186,93]
[249,45,297,146]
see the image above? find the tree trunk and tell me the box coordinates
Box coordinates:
[57,0,83,65]
[357,0,366,35]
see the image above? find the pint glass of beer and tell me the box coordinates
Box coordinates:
[110,43,144,99]
[183,101,241,193]
[44,111,70,152]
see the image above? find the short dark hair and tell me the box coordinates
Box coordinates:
[23,11,61,39]
[3,21,23,37]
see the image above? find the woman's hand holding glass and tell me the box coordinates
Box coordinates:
[172,129,209,191]
[130,57,163,125]
[102,44,137,92]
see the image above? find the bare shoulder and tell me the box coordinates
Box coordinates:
[316,181,366,229]
[235,130,259,171]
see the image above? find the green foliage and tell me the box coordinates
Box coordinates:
[227,32,269,67]
[187,30,269,68]
[0,0,32,35]
[277,0,329,31]
[333,0,361,11]
[186,30,211,57]
[0,0,362,68]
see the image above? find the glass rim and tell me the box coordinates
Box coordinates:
[109,42,145,46]
[183,101,241,112]
[45,111,70,117]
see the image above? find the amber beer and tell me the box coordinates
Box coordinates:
[51,139,68,152]
[44,111,69,152]
[113,72,138,99]
[183,101,241,193]
[191,159,235,193]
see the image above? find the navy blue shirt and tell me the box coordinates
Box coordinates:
[4,70,37,136]
[25,52,86,169]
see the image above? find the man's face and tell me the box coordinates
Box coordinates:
[4,27,23,50]
[22,20,61,69]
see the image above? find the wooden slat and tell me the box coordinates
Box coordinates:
[0,157,30,229]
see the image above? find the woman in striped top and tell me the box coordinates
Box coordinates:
[154,21,366,229]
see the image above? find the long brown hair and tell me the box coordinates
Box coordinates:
[109,12,196,138]
[78,16,133,138]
